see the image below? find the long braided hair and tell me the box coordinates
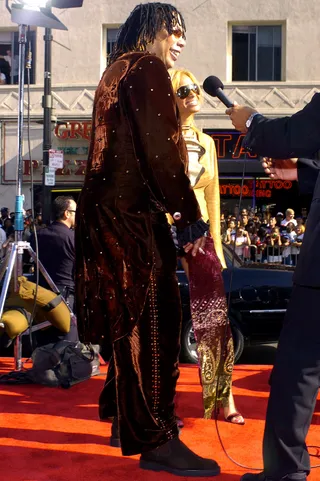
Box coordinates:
[109,3,186,64]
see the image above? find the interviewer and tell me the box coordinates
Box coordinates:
[226,97,320,481]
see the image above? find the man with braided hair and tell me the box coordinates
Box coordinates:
[76,3,220,476]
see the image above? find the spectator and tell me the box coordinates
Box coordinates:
[3,218,14,238]
[246,221,259,261]
[291,225,305,265]
[30,195,78,345]
[235,227,251,259]
[266,227,282,263]
[0,207,9,226]
[267,217,277,232]
[275,212,284,226]
[281,223,297,265]
[241,213,249,227]
[225,219,236,244]
[281,208,297,227]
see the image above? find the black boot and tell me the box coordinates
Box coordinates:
[140,437,220,477]
[240,472,307,481]
[110,417,121,448]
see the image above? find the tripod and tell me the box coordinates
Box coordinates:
[0,24,76,371]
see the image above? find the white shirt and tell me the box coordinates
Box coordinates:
[281,218,297,227]
[0,73,6,82]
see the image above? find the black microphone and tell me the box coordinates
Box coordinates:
[203,76,234,108]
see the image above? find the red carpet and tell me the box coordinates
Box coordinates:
[0,358,319,481]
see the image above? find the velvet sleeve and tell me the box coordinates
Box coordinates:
[244,93,320,158]
[122,54,201,230]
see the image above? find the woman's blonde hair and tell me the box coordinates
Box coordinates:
[169,68,203,131]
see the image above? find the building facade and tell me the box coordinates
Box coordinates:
[0,0,318,214]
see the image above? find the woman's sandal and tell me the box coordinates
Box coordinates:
[175,415,184,429]
[224,412,245,425]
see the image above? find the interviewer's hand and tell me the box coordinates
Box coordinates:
[183,236,206,257]
[225,105,257,132]
[262,158,298,181]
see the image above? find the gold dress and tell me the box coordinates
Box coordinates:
[183,128,234,418]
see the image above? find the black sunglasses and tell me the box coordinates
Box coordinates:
[176,83,200,99]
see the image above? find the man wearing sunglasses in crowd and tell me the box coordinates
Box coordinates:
[30,196,79,345]
[75,2,220,477]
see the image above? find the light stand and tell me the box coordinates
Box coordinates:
[42,25,53,225]
[0,24,27,369]
[0,0,83,370]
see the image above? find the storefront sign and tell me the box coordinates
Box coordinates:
[219,178,293,198]
[49,149,64,169]
[2,122,88,185]
[54,121,92,140]
[204,129,258,160]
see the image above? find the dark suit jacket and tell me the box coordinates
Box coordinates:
[30,222,75,289]
[244,93,320,287]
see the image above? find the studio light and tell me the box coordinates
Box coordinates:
[7,0,84,30]
[8,1,68,30]
[18,0,49,8]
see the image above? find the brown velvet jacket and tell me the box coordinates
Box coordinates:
[75,52,201,343]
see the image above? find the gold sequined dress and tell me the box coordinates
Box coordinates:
[183,128,234,418]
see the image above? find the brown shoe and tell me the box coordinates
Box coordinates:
[140,437,220,477]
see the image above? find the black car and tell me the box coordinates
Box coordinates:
[178,244,294,364]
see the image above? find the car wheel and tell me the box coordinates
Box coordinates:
[180,319,198,364]
[230,322,245,364]
[181,318,245,364]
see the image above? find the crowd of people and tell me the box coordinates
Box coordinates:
[221,207,307,265]
[0,203,307,269]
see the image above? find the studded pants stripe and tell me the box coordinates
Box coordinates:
[99,221,180,456]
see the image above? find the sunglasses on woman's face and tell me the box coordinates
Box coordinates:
[176,83,200,99]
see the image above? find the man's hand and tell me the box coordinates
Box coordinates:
[225,105,257,132]
[183,236,206,257]
[262,158,298,181]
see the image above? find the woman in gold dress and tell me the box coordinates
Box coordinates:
[170,68,245,424]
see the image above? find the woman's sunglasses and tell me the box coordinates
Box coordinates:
[176,83,200,99]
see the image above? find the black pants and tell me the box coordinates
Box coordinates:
[35,284,79,346]
[263,284,320,478]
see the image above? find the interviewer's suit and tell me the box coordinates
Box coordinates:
[244,93,320,479]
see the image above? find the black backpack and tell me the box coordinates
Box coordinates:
[0,340,100,388]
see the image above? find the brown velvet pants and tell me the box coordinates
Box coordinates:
[99,220,181,455]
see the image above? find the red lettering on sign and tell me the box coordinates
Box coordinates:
[54,121,92,140]
[23,160,40,175]
[233,134,258,159]
[210,134,232,158]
